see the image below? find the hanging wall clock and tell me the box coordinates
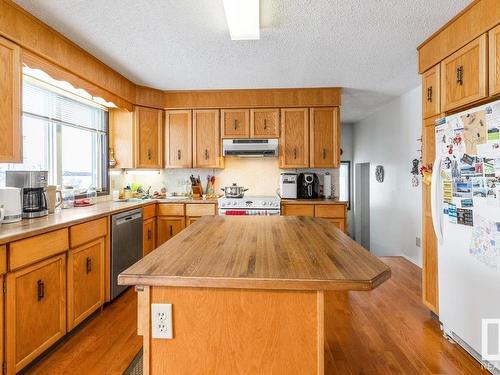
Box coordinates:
[375,165,384,183]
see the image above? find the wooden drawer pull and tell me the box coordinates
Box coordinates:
[204,149,209,160]
[37,279,45,301]
[234,119,238,130]
[86,257,92,273]
[177,149,181,160]
[426,86,432,102]
[263,119,267,129]
[169,225,173,237]
[456,66,464,85]
[148,229,152,240]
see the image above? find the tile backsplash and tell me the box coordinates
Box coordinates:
[110,158,339,197]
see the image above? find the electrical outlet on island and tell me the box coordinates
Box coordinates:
[152,303,173,339]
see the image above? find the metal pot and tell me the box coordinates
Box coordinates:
[221,183,248,198]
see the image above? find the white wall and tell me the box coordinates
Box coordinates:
[352,86,422,266]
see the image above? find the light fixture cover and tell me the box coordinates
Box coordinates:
[222,0,260,40]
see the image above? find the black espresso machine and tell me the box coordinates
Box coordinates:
[297,173,320,199]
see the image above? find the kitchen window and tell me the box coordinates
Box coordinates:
[339,161,351,209]
[0,75,109,194]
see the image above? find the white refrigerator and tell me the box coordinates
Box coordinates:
[432,99,500,373]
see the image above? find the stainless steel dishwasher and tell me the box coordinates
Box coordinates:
[111,208,143,300]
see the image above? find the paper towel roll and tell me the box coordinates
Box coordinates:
[324,173,332,198]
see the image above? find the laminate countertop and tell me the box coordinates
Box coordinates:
[118,216,390,291]
[0,198,218,245]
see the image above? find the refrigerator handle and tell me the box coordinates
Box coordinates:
[431,156,444,245]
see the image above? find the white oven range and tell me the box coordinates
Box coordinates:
[218,196,280,216]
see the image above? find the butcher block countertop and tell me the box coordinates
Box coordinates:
[118,216,390,291]
[0,198,218,245]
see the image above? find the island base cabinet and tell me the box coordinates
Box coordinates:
[6,254,67,374]
[67,238,105,331]
[139,287,324,375]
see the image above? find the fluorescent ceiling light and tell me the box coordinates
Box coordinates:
[222,0,260,40]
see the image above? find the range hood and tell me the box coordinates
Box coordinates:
[222,139,278,157]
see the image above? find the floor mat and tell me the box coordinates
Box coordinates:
[123,349,143,375]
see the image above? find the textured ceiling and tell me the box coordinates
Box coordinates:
[13,0,470,122]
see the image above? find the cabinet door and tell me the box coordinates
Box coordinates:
[0,36,21,163]
[421,116,439,314]
[250,109,280,138]
[143,217,156,255]
[6,254,66,373]
[67,238,105,330]
[309,107,339,168]
[135,106,163,168]
[221,109,249,138]
[421,65,440,119]
[165,110,192,168]
[193,110,222,168]
[157,217,186,247]
[489,24,500,97]
[326,218,346,233]
[186,217,199,226]
[441,34,487,111]
[279,108,309,168]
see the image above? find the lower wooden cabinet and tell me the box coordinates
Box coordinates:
[157,217,186,246]
[143,217,157,255]
[6,254,67,374]
[281,203,348,233]
[67,238,105,331]
[186,217,199,226]
[326,218,345,232]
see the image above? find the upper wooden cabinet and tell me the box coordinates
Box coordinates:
[193,109,223,168]
[221,109,250,138]
[309,107,340,168]
[165,110,192,168]
[6,254,67,373]
[422,65,441,119]
[440,34,488,111]
[0,36,22,163]
[489,24,500,97]
[250,108,280,138]
[134,106,163,168]
[280,108,309,168]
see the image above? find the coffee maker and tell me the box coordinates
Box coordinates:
[6,171,49,218]
[297,173,320,199]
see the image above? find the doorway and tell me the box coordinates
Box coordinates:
[354,163,370,250]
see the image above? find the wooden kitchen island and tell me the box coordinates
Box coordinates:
[118,216,390,375]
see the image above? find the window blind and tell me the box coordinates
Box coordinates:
[23,78,107,134]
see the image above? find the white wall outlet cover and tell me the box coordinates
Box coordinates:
[151,303,173,339]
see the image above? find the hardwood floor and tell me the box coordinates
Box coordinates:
[24,288,141,375]
[24,257,486,374]
[325,257,487,374]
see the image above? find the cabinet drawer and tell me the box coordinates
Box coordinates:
[158,204,185,216]
[315,205,345,218]
[70,217,107,248]
[282,204,314,217]
[185,203,216,217]
[143,204,157,220]
[9,229,69,271]
[6,254,67,373]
